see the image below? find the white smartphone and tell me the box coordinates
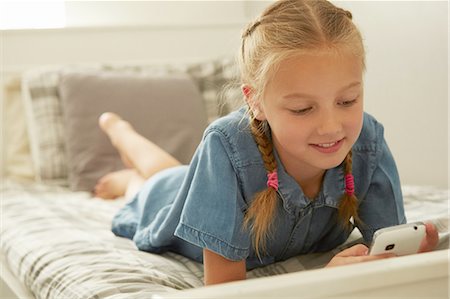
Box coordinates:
[369,222,426,256]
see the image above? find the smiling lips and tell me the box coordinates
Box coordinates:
[311,138,344,153]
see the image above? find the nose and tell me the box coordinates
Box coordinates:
[316,109,343,136]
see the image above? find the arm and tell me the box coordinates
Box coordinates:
[357,135,406,244]
[203,249,246,286]
[174,131,250,284]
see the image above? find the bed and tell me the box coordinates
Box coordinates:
[1,179,448,299]
[1,60,449,299]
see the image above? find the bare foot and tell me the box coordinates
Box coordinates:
[99,112,134,168]
[93,169,135,199]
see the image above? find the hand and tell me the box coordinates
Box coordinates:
[326,244,395,268]
[418,222,439,253]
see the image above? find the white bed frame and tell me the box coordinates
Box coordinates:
[2,249,448,299]
[157,249,450,299]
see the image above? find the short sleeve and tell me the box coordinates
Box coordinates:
[174,130,250,261]
[357,137,406,244]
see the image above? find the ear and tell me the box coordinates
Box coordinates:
[242,84,266,121]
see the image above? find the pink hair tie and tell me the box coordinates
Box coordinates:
[267,171,279,191]
[345,174,355,196]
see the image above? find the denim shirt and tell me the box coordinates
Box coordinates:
[112,107,406,270]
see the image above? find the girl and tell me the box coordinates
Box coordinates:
[95,0,438,286]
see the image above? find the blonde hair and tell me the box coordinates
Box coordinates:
[239,0,365,257]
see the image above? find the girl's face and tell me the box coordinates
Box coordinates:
[256,51,364,181]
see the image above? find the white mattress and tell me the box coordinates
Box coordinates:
[1,179,448,299]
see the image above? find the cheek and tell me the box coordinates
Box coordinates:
[273,121,310,146]
[346,112,364,139]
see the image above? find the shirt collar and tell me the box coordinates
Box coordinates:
[273,147,345,214]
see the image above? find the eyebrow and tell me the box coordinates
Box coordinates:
[283,81,361,100]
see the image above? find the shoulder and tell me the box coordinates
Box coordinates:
[351,112,400,197]
[200,107,262,168]
[353,112,385,154]
[351,112,390,181]
[204,107,249,138]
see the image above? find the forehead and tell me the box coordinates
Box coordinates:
[267,51,364,95]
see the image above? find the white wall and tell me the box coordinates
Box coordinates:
[64,1,248,27]
[336,1,448,188]
[1,25,242,69]
[1,1,448,188]
[1,1,249,70]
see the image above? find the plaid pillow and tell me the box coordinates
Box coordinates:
[183,57,242,123]
[21,58,240,185]
[22,68,69,184]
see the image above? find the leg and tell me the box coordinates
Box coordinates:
[94,169,135,199]
[124,171,146,200]
[94,169,146,200]
[99,112,181,179]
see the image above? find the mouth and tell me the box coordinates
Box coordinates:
[310,138,345,153]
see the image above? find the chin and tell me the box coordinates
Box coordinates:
[316,155,347,170]
[320,162,343,171]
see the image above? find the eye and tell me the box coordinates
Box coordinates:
[339,99,358,107]
[290,107,313,115]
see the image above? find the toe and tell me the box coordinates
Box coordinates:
[99,112,121,132]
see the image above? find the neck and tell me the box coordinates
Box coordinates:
[271,138,326,199]
[285,163,326,199]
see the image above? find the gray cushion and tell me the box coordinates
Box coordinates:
[58,70,207,192]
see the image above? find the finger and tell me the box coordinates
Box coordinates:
[330,252,396,267]
[425,222,438,236]
[337,244,369,257]
[420,222,439,252]
[352,253,396,264]
[425,222,439,242]
[366,252,396,259]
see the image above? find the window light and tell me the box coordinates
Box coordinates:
[0,1,66,30]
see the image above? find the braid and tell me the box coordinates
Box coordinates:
[243,118,278,258]
[337,150,361,230]
[249,119,277,171]
[344,149,353,174]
